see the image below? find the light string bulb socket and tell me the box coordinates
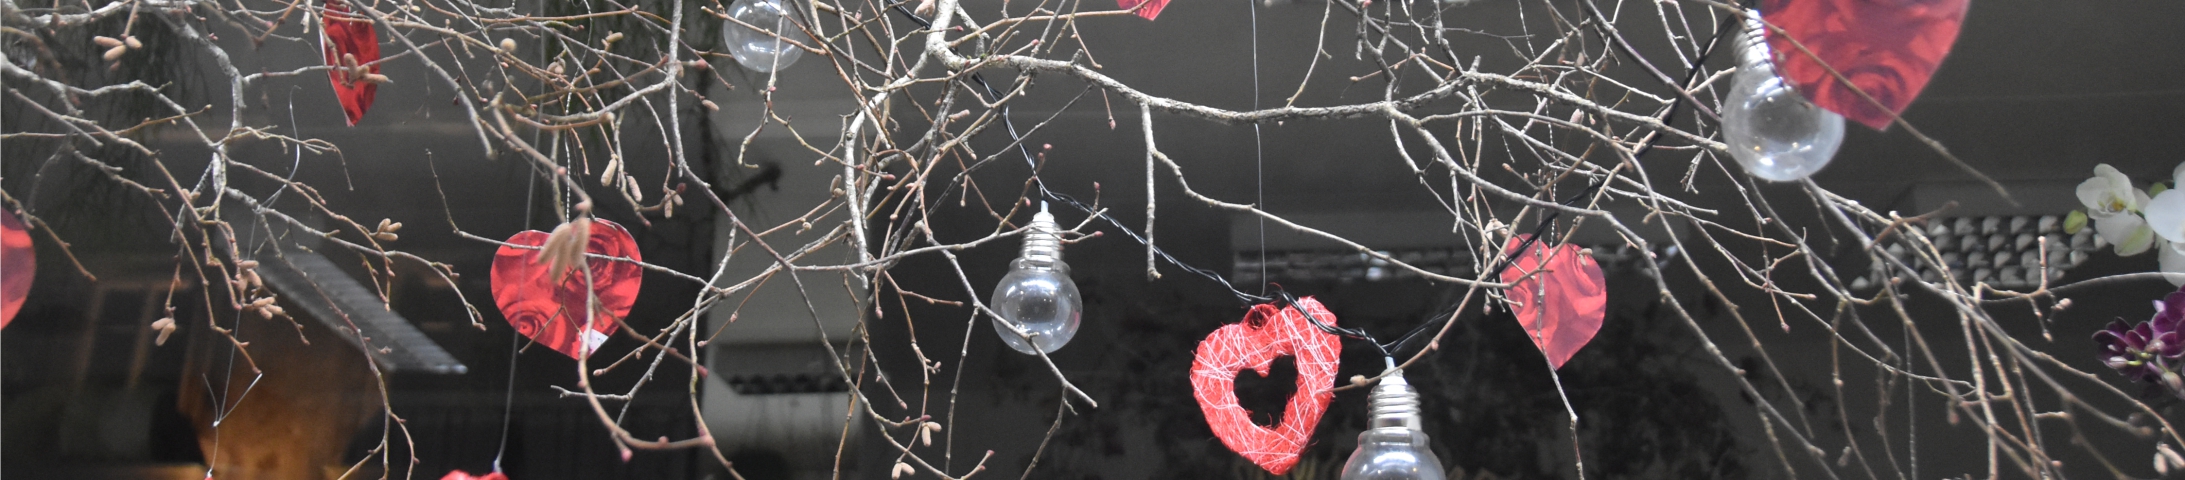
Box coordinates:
[1721,10,1845,182]
[1340,359,1446,480]
[989,202,1083,354]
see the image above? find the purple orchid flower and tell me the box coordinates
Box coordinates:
[2154,288,2185,334]
[2096,319,2184,382]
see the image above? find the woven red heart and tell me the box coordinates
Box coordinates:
[1499,235,1607,370]
[321,0,381,125]
[439,470,507,480]
[490,219,643,359]
[1190,297,1342,475]
[1762,0,1968,130]
[1,209,31,329]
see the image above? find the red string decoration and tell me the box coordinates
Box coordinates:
[1761,0,1969,130]
[322,0,382,126]
[1,209,31,329]
[1190,297,1342,475]
[1499,235,1608,370]
[489,219,644,359]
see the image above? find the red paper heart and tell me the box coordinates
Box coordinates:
[1499,235,1607,370]
[1190,297,1342,475]
[1,209,32,329]
[1115,0,1169,20]
[439,470,508,480]
[490,219,643,359]
[1762,0,1968,130]
[322,0,381,126]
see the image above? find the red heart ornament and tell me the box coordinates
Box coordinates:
[439,470,507,480]
[1762,0,1969,130]
[490,219,643,359]
[1499,235,1607,370]
[1190,297,1342,475]
[1114,0,1169,20]
[1,209,32,329]
[322,0,382,126]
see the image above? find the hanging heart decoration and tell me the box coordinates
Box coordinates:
[1499,235,1608,370]
[1114,0,1169,21]
[440,470,508,480]
[1761,0,1969,130]
[1190,297,1342,475]
[490,219,643,360]
[1,208,33,329]
[322,0,383,126]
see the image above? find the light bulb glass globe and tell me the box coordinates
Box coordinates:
[721,0,807,73]
[989,258,1081,354]
[1341,367,1445,480]
[988,208,1082,354]
[1341,429,1447,480]
[1721,14,1844,182]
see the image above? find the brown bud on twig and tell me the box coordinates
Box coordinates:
[124,35,142,50]
[372,231,399,242]
[499,38,518,53]
[93,36,125,48]
[539,218,593,279]
[603,32,624,45]
[150,317,176,346]
[103,45,128,62]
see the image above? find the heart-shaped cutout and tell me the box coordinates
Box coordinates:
[1233,356,1299,427]
[1190,297,1342,475]
[1762,0,1968,130]
[1499,235,1608,370]
[1,208,32,329]
[490,219,643,359]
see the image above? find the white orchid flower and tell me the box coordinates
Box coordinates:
[2079,163,2156,255]
[2162,240,2185,286]
[2150,188,2185,242]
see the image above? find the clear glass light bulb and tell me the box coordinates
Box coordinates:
[1721,12,1844,182]
[1340,365,1446,480]
[721,0,807,72]
[989,204,1082,354]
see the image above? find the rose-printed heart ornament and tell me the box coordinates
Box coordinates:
[490,219,642,359]
[439,470,507,480]
[1,208,32,329]
[1761,0,1968,130]
[1499,234,1608,370]
[321,0,383,125]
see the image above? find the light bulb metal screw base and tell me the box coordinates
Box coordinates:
[1340,361,1446,480]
